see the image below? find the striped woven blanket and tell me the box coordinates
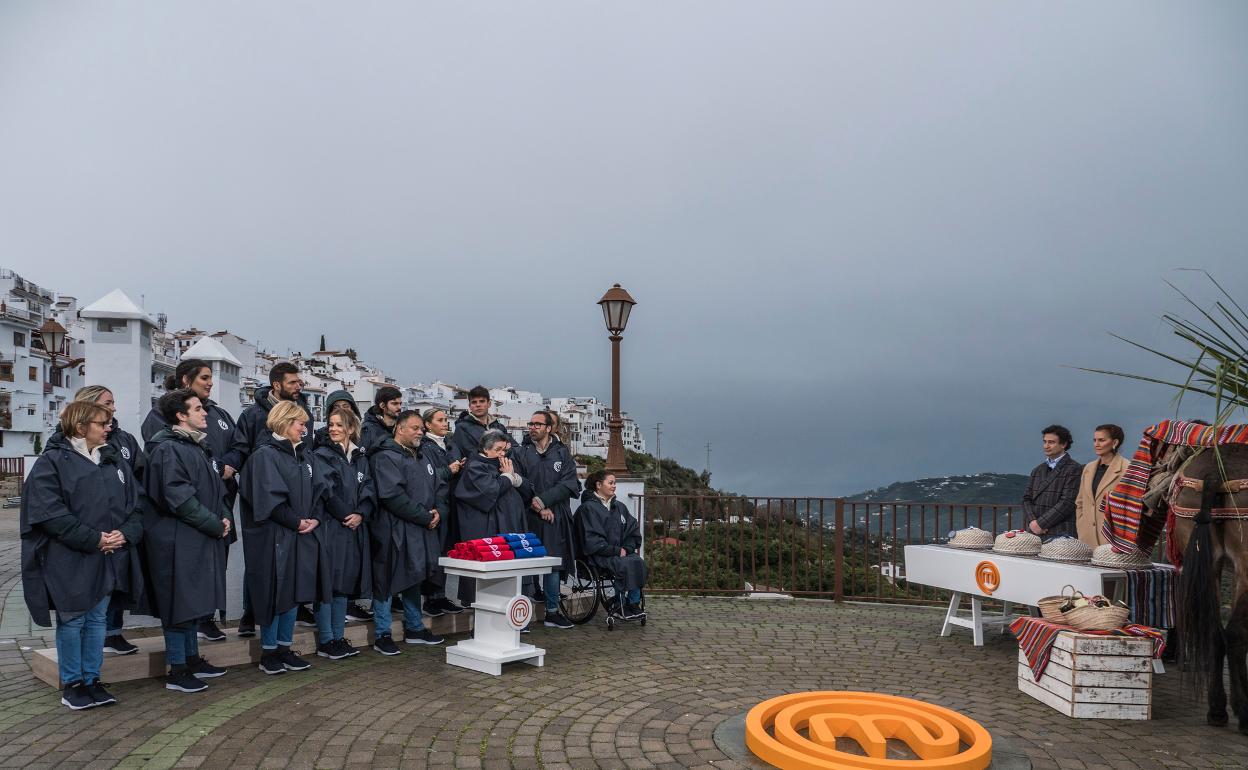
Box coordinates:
[1010,616,1165,680]
[1101,419,1248,553]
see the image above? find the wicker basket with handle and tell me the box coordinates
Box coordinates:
[1037,585,1075,621]
[1059,588,1130,631]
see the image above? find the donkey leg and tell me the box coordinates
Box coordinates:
[1226,594,1248,733]
[1208,624,1229,726]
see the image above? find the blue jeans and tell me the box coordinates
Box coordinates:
[55,595,109,685]
[372,587,424,639]
[260,607,297,650]
[106,596,124,636]
[544,571,561,613]
[162,624,199,666]
[315,596,348,644]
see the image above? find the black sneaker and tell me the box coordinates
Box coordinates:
[103,635,139,655]
[86,680,117,706]
[337,638,359,657]
[435,597,465,615]
[258,651,286,675]
[279,647,312,671]
[165,667,208,693]
[372,634,401,656]
[61,681,96,710]
[519,624,531,634]
[317,640,349,660]
[186,655,226,678]
[404,628,444,645]
[344,601,373,622]
[197,618,226,641]
[543,611,574,629]
[623,602,645,619]
[236,613,256,638]
[295,605,317,627]
[422,599,445,618]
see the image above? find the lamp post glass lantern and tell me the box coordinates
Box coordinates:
[597,284,636,476]
[37,319,67,361]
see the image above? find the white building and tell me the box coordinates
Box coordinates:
[81,289,160,441]
[547,396,646,457]
[0,269,80,462]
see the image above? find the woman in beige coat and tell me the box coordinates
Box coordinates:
[1075,424,1128,546]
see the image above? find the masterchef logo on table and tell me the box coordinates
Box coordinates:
[506,595,532,630]
[974,560,1000,595]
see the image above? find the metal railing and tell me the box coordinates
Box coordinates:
[640,495,1029,605]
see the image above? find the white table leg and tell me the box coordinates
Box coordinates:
[941,592,961,637]
[1000,600,1013,634]
[971,596,984,646]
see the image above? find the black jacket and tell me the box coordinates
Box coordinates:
[514,439,580,568]
[143,428,232,625]
[369,438,446,597]
[575,493,647,593]
[453,455,530,542]
[1022,454,1083,538]
[20,435,144,627]
[48,418,145,482]
[450,412,509,461]
[312,431,375,599]
[143,398,236,466]
[237,437,332,626]
[226,386,314,472]
[312,390,361,448]
[360,406,393,455]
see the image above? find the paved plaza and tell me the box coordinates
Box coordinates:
[1,514,1246,770]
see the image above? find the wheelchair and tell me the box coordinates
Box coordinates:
[558,557,646,630]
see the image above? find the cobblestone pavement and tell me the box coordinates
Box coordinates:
[2,511,1247,769]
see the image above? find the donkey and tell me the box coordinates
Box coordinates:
[1171,445,1248,733]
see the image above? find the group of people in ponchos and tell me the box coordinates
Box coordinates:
[20,363,647,711]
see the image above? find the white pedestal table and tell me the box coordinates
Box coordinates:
[438,556,563,676]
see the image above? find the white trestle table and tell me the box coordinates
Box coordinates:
[903,544,1131,647]
[438,556,564,675]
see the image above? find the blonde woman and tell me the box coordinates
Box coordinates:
[21,401,144,709]
[72,385,145,655]
[238,400,331,675]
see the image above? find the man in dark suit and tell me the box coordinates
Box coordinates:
[1022,424,1081,539]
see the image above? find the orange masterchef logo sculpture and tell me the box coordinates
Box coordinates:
[974,561,1000,596]
[745,692,992,770]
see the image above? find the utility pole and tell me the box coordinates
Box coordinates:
[654,422,662,483]
[705,443,712,476]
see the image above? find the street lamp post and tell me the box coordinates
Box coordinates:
[597,283,636,477]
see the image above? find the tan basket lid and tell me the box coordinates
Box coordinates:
[992,529,1042,555]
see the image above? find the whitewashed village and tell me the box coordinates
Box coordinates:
[0,266,645,478]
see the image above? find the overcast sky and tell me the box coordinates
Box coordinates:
[3,2,1247,496]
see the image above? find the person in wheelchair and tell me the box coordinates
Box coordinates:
[575,470,647,619]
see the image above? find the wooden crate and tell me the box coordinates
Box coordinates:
[1016,632,1153,720]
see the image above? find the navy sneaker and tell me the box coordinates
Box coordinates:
[103,635,139,655]
[86,680,117,706]
[258,651,286,675]
[187,655,227,678]
[373,634,402,656]
[404,628,444,645]
[165,667,208,693]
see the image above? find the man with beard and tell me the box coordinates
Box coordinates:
[515,411,580,629]
[227,362,314,636]
[368,411,446,654]
[361,386,403,454]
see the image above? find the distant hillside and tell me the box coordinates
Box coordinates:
[847,472,1028,504]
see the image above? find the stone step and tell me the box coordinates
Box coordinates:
[30,608,501,688]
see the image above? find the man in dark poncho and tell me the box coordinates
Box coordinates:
[228,361,314,636]
[238,400,331,675]
[450,385,509,461]
[143,389,232,693]
[21,401,144,710]
[368,411,446,654]
[361,386,402,454]
[452,429,531,605]
[418,408,466,617]
[140,359,238,642]
[576,470,647,619]
[515,411,580,629]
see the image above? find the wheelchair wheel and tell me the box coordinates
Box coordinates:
[559,559,599,625]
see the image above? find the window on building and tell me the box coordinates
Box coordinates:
[96,319,127,333]
[0,363,11,382]
[28,366,38,381]
[13,331,24,347]
[50,368,63,387]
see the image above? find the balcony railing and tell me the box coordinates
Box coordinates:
[640,495,1167,605]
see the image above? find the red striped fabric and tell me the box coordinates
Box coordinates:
[1010,616,1165,680]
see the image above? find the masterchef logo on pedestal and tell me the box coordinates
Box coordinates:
[506,596,532,630]
[974,560,1000,595]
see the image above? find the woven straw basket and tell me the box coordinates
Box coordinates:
[1063,602,1130,631]
[992,530,1042,556]
[1036,585,1076,621]
[1038,536,1093,563]
[1090,544,1153,569]
[947,527,994,550]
